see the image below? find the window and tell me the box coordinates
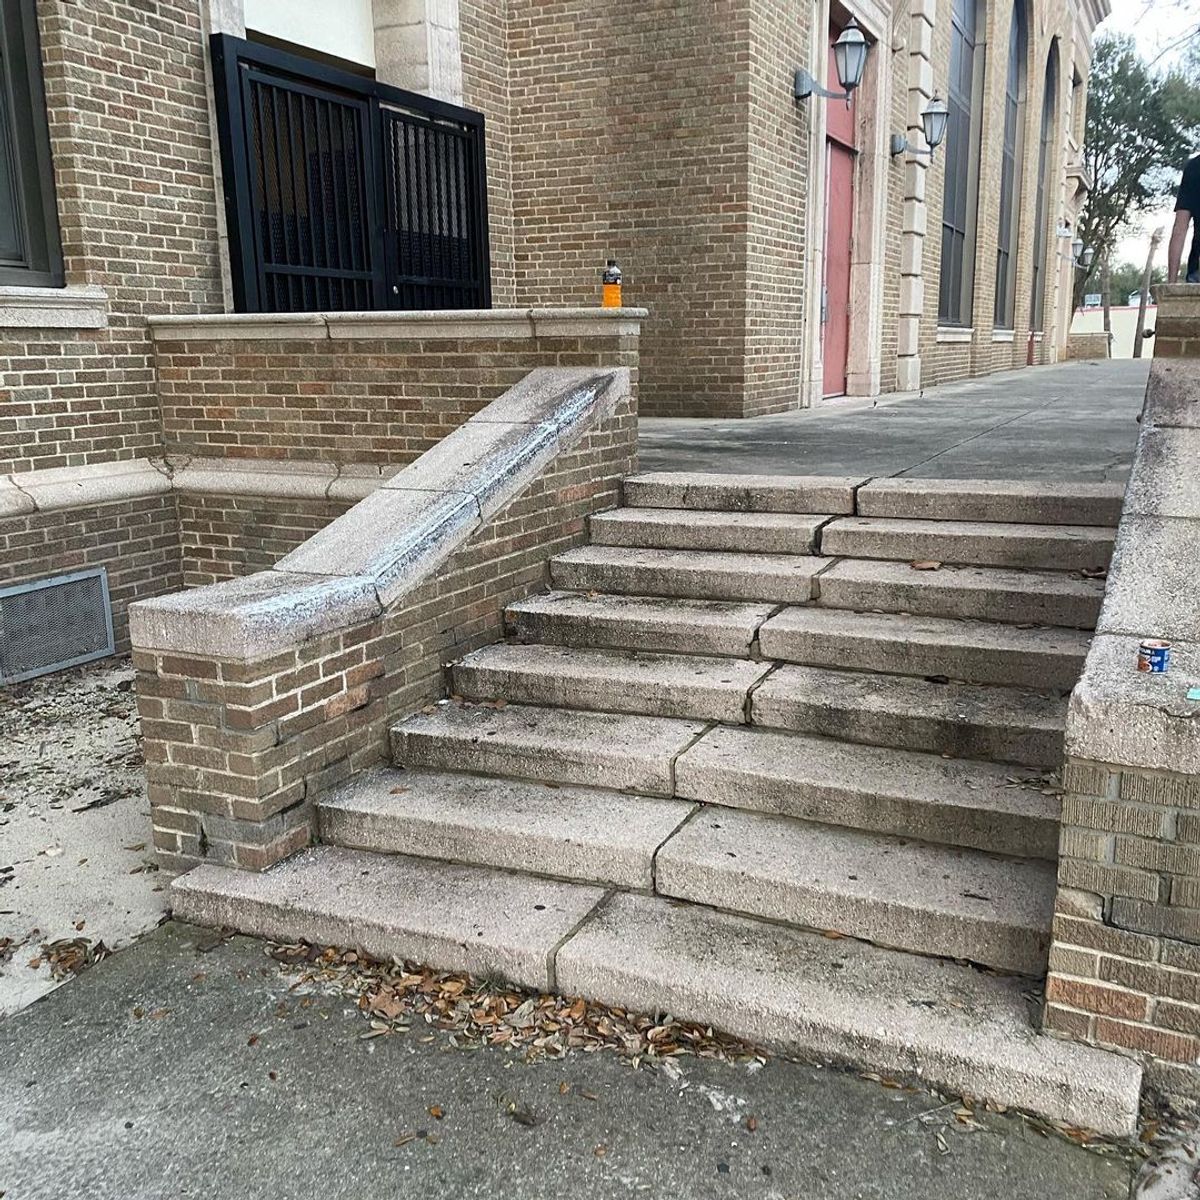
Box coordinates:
[0,0,63,288]
[938,0,984,327]
[1029,44,1059,331]
[994,2,1028,328]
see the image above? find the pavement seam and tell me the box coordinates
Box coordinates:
[546,887,613,991]
[649,802,703,896]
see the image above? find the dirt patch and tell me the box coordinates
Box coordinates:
[0,657,168,1015]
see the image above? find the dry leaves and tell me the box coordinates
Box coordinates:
[910,560,942,571]
[267,940,766,1070]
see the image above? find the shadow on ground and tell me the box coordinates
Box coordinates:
[0,922,1134,1200]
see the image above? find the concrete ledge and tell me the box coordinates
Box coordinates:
[128,570,383,660]
[146,307,648,342]
[0,283,109,330]
[131,367,631,658]
[0,459,171,516]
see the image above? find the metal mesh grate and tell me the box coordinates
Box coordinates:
[0,568,115,684]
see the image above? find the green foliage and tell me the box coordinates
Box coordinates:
[1074,34,1200,306]
[1103,260,1165,306]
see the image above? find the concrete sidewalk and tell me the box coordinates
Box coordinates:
[0,923,1135,1200]
[639,360,1149,481]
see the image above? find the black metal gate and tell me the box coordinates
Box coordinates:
[210,34,491,314]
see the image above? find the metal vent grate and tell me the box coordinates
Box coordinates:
[0,568,115,684]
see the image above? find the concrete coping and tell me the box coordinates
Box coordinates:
[145,307,648,342]
[0,283,109,330]
[0,458,171,518]
[1065,345,1200,772]
[129,367,631,662]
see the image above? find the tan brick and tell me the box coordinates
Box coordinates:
[1094,1018,1198,1064]
[1044,976,1150,1021]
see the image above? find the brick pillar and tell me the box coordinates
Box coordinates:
[896,0,936,392]
[1045,288,1200,1095]
[372,0,463,104]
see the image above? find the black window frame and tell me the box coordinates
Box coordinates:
[1029,44,1059,332]
[994,0,1028,330]
[938,0,985,328]
[0,0,63,289]
[211,33,492,314]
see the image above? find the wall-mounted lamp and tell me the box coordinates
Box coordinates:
[1071,240,1094,270]
[889,96,950,158]
[795,19,870,103]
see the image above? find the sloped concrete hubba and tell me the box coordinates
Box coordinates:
[131,369,626,661]
[1046,290,1200,1097]
[128,366,636,871]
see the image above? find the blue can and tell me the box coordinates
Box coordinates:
[1138,640,1171,674]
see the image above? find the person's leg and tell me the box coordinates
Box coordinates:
[1188,225,1199,283]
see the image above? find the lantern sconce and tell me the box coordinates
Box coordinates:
[795,19,870,104]
[890,96,950,158]
[1071,239,1095,270]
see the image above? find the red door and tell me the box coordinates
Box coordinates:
[822,31,857,398]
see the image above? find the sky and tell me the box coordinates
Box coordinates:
[1096,0,1193,267]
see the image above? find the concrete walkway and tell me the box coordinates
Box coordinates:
[0,923,1135,1200]
[639,360,1149,481]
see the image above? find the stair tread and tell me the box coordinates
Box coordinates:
[557,892,1141,1137]
[817,557,1106,628]
[591,507,825,553]
[756,664,1068,722]
[172,845,605,991]
[623,471,862,514]
[453,642,770,722]
[552,544,823,602]
[822,516,1115,570]
[675,725,1060,859]
[319,767,694,889]
[391,701,708,795]
[658,806,1053,973]
[761,605,1091,657]
[856,478,1125,526]
[753,665,1065,767]
[506,590,777,656]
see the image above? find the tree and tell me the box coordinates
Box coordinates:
[1073,35,1200,308]
[1105,260,1165,304]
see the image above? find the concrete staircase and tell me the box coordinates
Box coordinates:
[173,472,1144,1134]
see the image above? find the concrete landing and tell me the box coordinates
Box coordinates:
[639,359,1148,481]
[0,922,1136,1200]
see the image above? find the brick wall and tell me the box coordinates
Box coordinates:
[1046,332,1200,1097]
[460,0,517,305]
[0,495,181,651]
[134,390,636,872]
[504,0,753,418]
[152,317,641,463]
[2,0,223,477]
[177,494,349,589]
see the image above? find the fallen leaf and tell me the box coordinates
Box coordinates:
[428,1105,444,1120]
[746,1116,758,1132]
[910,560,942,571]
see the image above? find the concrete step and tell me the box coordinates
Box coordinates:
[390,702,708,796]
[452,643,770,723]
[657,807,1054,974]
[856,479,1125,527]
[557,892,1141,1137]
[505,591,777,658]
[816,558,1106,629]
[751,665,1066,767]
[821,516,1114,571]
[171,844,606,991]
[675,725,1060,860]
[758,607,1090,691]
[551,545,822,603]
[318,767,694,890]
[623,471,861,514]
[590,507,826,554]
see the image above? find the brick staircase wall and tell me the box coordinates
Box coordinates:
[129,369,636,872]
[1046,287,1200,1095]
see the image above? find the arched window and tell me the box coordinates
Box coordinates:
[994,1,1029,328]
[1029,43,1060,331]
[939,0,985,327]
